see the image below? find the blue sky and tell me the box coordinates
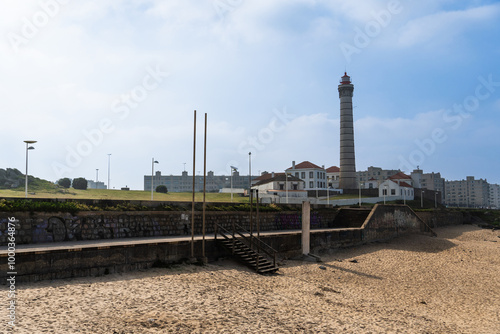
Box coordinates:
[1,0,499,190]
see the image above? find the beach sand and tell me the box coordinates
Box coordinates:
[5,224,500,333]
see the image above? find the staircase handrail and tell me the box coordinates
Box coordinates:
[215,222,277,268]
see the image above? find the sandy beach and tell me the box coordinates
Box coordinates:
[5,224,500,333]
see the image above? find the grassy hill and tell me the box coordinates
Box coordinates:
[0,168,58,191]
[0,186,250,203]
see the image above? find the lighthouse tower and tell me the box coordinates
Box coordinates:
[338,72,357,190]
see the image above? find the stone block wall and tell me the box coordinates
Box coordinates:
[0,210,338,246]
[415,210,464,228]
[362,204,435,242]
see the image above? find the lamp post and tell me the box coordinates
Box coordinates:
[24,140,36,198]
[107,154,111,190]
[286,172,288,204]
[327,176,330,207]
[383,185,387,204]
[358,180,364,207]
[96,169,99,189]
[151,158,159,200]
[230,166,238,202]
[421,190,425,208]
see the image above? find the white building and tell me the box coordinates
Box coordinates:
[326,166,340,189]
[252,173,307,203]
[489,183,500,209]
[379,179,414,201]
[87,180,107,189]
[286,161,327,191]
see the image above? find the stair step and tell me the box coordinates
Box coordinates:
[257,267,279,274]
[216,233,278,274]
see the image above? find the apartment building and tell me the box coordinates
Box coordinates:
[445,176,489,208]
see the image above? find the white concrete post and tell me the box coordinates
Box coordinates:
[302,201,310,255]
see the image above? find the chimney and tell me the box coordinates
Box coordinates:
[292,161,295,169]
[271,172,275,178]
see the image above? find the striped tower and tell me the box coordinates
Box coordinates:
[338,72,357,190]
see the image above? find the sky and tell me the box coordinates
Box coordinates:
[1,0,500,190]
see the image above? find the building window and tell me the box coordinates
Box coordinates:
[279,183,284,190]
[293,184,298,190]
[301,172,306,179]
[309,171,314,178]
[295,172,299,178]
[383,189,387,195]
[309,181,314,188]
[391,189,396,195]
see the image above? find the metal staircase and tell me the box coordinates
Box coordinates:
[215,223,279,274]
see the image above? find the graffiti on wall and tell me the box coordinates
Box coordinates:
[30,214,163,243]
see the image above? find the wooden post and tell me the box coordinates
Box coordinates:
[202,113,207,260]
[191,110,196,259]
[302,201,310,255]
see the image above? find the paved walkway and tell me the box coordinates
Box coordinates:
[0,228,360,255]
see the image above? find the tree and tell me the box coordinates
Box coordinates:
[156,185,168,193]
[72,177,88,190]
[57,178,71,188]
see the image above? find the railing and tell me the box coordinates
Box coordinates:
[215,222,277,271]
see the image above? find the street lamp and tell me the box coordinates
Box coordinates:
[421,190,425,208]
[286,172,289,204]
[24,140,36,198]
[230,166,238,202]
[151,158,159,200]
[359,180,364,207]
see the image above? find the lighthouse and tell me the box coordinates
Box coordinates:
[338,72,357,190]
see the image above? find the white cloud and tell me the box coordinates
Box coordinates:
[398,4,500,47]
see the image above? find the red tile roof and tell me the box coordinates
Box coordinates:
[288,161,322,170]
[326,166,340,173]
[389,172,411,180]
[390,180,413,187]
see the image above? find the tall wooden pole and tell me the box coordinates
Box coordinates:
[191,110,196,258]
[249,152,253,246]
[202,113,207,259]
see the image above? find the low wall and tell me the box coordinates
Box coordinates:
[0,205,452,283]
[415,210,464,228]
[362,204,435,242]
[0,211,338,246]
[1,228,361,283]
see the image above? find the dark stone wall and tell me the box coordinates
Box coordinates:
[0,210,338,246]
[415,210,464,228]
[362,204,435,242]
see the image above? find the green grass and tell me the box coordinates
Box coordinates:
[0,187,250,203]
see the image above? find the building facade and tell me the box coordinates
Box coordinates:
[251,174,307,203]
[411,168,445,200]
[489,183,500,209]
[356,166,401,187]
[326,166,340,189]
[87,180,107,189]
[285,161,327,191]
[144,171,257,193]
[445,176,489,208]
[379,179,414,200]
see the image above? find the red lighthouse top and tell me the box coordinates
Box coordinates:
[340,72,351,84]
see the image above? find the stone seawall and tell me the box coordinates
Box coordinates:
[362,205,436,242]
[0,211,338,246]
